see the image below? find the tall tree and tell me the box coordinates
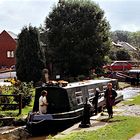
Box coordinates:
[44,0,111,77]
[111,30,130,43]
[16,26,46,83]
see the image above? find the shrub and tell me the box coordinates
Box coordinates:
[77,75,86,81]
[12,82,33,108]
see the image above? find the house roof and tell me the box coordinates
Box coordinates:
[112,41,137,51]
[0,30,17,40]
[118,41,137,51]
[112,41,123,47]
[124,42,137,51]
[7,31,17,40]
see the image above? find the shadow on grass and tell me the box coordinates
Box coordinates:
[98,117,127,123]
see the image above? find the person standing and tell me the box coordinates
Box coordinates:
[104,83,117,118]
[39,90,48,114]
[92,88,100,115]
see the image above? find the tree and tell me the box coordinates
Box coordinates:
[116,49,131,60]
[111,30,131,43]
[44,0,111,77]
[16,26,46,83]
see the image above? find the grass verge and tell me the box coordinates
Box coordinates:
[55,116,140,140]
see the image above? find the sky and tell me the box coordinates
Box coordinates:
[0,0,140,34]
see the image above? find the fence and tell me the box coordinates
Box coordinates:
[0,94,22,115]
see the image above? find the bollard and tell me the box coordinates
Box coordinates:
[79,98,91,128]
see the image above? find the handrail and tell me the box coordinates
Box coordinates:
[0,94,22,115]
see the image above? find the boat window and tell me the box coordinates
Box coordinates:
[88,88,95,97]
[75,91,83,105]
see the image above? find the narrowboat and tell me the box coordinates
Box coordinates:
[26,79,123,135]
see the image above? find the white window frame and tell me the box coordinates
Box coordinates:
[75,91,83,105]
[7,51,14,58]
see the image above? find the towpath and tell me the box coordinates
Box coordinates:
[50,102,140,140]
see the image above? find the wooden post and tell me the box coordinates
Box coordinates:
[18,94,22,115]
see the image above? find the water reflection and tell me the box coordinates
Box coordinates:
[121,87,140,99]
[0,71,16,79]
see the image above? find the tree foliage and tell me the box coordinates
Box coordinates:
[111,30,131,43]
[16,26,46,83]
[109,48,131,61]
[111,30,140,61]
[116,49,131,60]
[111,30,140,49]
[44,0,111,77]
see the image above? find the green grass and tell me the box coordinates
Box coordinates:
[123,94,140,105]
[55,116,140,140]
[21,97,34,115]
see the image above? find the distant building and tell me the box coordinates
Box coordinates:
[112,41,137,51]
[117,41,137,51]
[112,41,123,48]
[0,30,17,68]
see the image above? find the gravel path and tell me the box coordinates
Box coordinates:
[129,134,140,140]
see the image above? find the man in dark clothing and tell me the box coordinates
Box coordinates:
[92,88,100,115]
[104,83,117,118]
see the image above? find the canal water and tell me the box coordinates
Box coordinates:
[121,87,140,99]
[0,71,16,79]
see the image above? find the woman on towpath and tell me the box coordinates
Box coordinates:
[104,83,117,118]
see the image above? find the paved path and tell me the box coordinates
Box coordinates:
[51,113,109,140]
[129,134,140,140]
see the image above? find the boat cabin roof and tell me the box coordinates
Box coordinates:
[64,79,114,89]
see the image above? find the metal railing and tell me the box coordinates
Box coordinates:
[0,94,22,115]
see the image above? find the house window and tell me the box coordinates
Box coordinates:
[7,51,14,58]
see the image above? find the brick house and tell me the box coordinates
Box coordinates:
[0,30,17,68]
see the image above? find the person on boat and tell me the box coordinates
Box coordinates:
[92,88,100,115]
[104,83,117,118]
[39,90,48,114]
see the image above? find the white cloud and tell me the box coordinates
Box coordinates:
[0,0,58,34]
[94,0,140,31]
[119,24,140,32]
[1,0,140,34]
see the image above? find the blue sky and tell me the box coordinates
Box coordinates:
[0,0,140,34]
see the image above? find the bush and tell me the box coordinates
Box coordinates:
[77,75,86,81]
[13,82,33,108]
